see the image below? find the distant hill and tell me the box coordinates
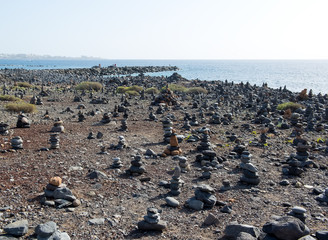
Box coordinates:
[0,53,103,60]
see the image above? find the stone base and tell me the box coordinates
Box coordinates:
[138,220,167,231]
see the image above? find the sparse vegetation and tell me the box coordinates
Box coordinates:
[186,87,208,94]
[125,90,139,96]
[75,82,103,91]
[0,95,21,102]
[162,84,187,93]
[5,102,36,113]
[145,87,159,94]
[16,82,33,88]
[116,85,143,94]
[277,102,304,111]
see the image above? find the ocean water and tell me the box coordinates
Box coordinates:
[0,59,327,94]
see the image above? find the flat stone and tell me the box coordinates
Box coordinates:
[186,198,204,210]
[224,223,261,239]
[88,218,105,225]
[4,220,29,237]
[165,197,179,207]
[196,184,214,193]
[137,220,167,231]
[35,221,57,237]
[87,170,108,179]
[236,232,257,240]
[203,213,219,226]
[298,236,316,240]
[316,231,328,240]
[53,187,76,201]
[292,206,306,214]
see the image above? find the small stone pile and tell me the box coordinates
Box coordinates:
[41,177,80,209]
[138,207,167,231]
[315,187,328,204]
[78,111,86,122]
[11,136,23,149]
[120,119,128,131]
[190,114,199,126]
[182,120,191,130]
[163,130,182,156]
[287,206,307,223]
[112,105,119,117]
[110,136,127,150]
[170,166,184,196]
[185,184,217,210]
[111,157,123,169]
[51,118,65,133]
[156,104,165,114]
[16,113,30,128]
[162,117,173,143]
[0,122,9,135]
[35,221,71,240]
[126,155,145,176]
[285,140,311,176]
[239,150,260,185]
[149,111,157,121]
[174,155,190,173]
[49,133,60,149]
[100,112,111,124]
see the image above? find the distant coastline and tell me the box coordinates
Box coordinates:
[0,53,103,61]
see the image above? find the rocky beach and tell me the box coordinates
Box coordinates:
[0,66,327,240]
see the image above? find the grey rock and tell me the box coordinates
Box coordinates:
[186,198,204,210]
[87,170,108,179]
[0,235,18,240]
[88,218,105,225]
[4,220,28,237]
[137,220,167,231]
[203,213,219,226]
[236,232,257,240]
[291,206,306,214]
[165,197,179,207]
[316,231,328,240]
[298,235,316,240]
[224,223,261,239]
[262,216,310,240]
[53,187,76,201]
[35,221,57,237]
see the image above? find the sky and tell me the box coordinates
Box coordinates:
[1,0,328,59]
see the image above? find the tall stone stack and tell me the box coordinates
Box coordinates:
[11,136,23,149]
[49,133,60,149]
[16,113,30,128]
[78,111,86,122]
[162,117,173,143]
[137,207,167,231]
[120,119,128,131]
[170,166,184,196]
[0,123,9,135]
[286,140,311,176]
[196,128,220,168]
[174,156,190,173]
[239,150,260,185]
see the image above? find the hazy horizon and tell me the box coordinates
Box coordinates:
[1,0,328,59]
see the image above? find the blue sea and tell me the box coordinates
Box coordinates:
[0,59,327,94]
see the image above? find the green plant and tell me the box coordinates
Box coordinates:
[116,85,143,94]
[277,102,304,111]
[5,102,36,113]
[16,82,33,88]
[162,84,187,93]
[125,90,139,96]
[75,81,102,91]
[145,87,159,94]
[0,95,21,101]
[186,87,208,94]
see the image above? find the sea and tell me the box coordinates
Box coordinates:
[0,59,327,94]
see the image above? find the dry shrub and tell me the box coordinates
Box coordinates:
[284,109,292,119]
[5,102,36,113]
[0,95,21,101]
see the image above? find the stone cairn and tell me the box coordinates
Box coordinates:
[87,132,95,139]
[163,130,182,156]
[120,119,128,131]
[162,117,173,143]
[78,111,86,122]
[138,207,167,231]
[285,139,311,176]
[50,118,65,133]
[41,177,80,209]
[111,157,123,169]
[239,150,260,185]
[35,221,70,239]
[110,136,127,150]
[16,113,30,128]
[11,136,23,149]
[182,120,191,131]
[101,112,111,124]
[170,166,184,196]
[315,187,328,204]
[0,123,9,135]
[112,105,119,117]
[156,104,165,114]
[190,114,199,126]
[126,155,145,176]
[287,206,307,223]
[173,155,191,173]
[149,111,157,121]
[49,133,60,149]
[185,184,217,211]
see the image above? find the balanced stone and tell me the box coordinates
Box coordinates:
[101,112,111,124]
[49,133,60,149]
[0,122,9,135]
[127,155,145,175]
[16,113,30,128]
[111,157,123,168]
[51,118,64,133]
[170,166,184,196]
[138,207,167,231]
[11,136,23,149]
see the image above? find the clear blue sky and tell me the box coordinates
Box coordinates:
[1,0,327,59]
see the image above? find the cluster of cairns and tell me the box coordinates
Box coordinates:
[40,177,80,209]
[185,184,217,211]
[30,95,43,105]
[0,122,9,135]
[16,113,30,128]
[239,150,260,185]
[2,220,70,239]
[126,155,145,176]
